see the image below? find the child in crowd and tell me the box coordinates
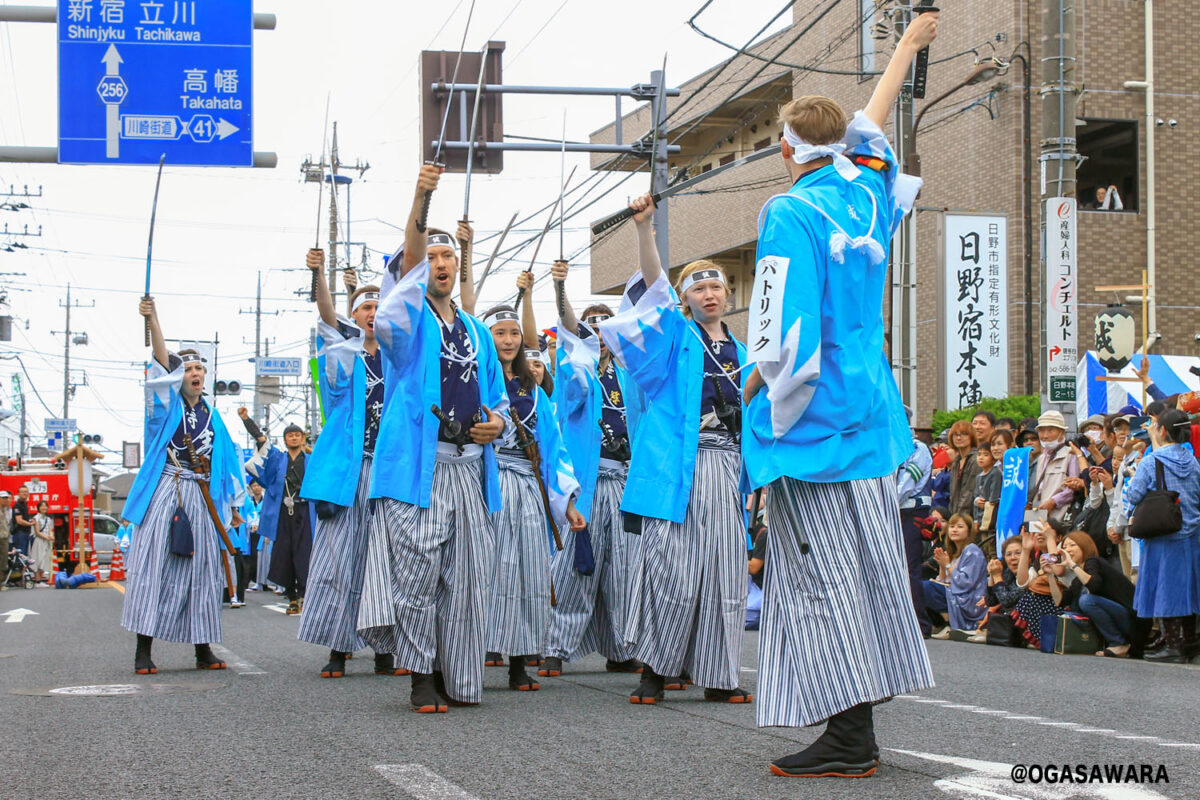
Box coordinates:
[973,448,1001,558]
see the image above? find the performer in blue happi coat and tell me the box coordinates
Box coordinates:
[479,287,585,692]
[293,249,404,680]
[122,298,245,674]
[242,415,316,616]
[598,196,753,706]
[741,11,939,779]
[356,164,510,713]
[539,259,647,679]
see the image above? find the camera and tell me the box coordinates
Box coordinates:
[1073,433,1092,449]
[1042,553,1062,564]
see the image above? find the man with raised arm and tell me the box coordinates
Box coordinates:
[741,11,939,778]
[356,164,510,713]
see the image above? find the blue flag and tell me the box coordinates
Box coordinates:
[997,447,1031,555]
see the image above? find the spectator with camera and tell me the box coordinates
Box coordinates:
[1124,409,1200,663]
[1057,531,1136,657]
[1011,521,1071,649]
[946,420,980,518]
[1029,411,1082,523]
[924,513,988,639]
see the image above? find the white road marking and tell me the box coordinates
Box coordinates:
[374,764,481,800]
[264,603,290,614]
[2,608,38,623]
[896,697,1200,753]
[210,644,266,675]
[889,749,1172,800]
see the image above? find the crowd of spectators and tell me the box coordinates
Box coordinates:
[916,397,1200,664]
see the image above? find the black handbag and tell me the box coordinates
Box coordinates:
[984,611,1021,647]
[1128,460,1182,540]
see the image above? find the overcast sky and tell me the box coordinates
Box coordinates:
[0,0,787,462]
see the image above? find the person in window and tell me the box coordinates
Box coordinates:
[1057,531,1136,657]
[946,420,980,519]
[1125,409,1200,663]
[1087,185,1124,211]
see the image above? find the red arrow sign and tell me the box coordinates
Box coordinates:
[1049,346,1062,361]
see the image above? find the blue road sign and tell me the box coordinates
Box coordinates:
[57,0,253,167]
[257,357,302,377]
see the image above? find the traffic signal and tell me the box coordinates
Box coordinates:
[214,379,242,395]
[82,433,103,445]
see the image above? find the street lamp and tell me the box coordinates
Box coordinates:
[907,58,1005,177]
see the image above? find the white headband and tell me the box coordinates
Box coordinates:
[524,348,546,366]
[782,121,861,183]
[584,313,612,327]
[179,352,206,366]
[351,291,379,312]
[427,232,459,253]
[679,268,725,294]
[484,309,519,329]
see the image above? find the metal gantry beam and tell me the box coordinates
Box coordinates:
[0,5,277,28]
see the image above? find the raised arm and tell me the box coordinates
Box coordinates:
[400,164,441,274]
[307,248,337,328]
[863,11,939,129]
[457,220,477,315]
[342,266,358,317]
[550,260,579,335]
[516,271,540,348]
[630,194,661,286]
[139,297,169,368]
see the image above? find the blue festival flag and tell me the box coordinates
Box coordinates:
[997,447,1031,555]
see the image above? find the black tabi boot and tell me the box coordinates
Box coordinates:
[508,655,540,692]
[770,703,877,778]
[410,672,448,714]
[629,665,665,705]
[663,668,691,691]
[526,655,544,667]
[605,658,642,674]
[1144,618,1187,663]
[134,634,157,675]
[374,652,405,676]
[194,643,227,671]
[537,655,563,677]
[484,651,504,667]
[703,685,754,704]
[433,670,478,706]
[321,650,347,678]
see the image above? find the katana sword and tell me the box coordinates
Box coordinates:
[309,95,331,302]
[558,111,567,261]
[460,48,489,283]
[143,154,165,346]
[475,210,518,294]
[513,165,577,309]
[590,143,781,235]
[911,0,939,99]
[419,0,477,233]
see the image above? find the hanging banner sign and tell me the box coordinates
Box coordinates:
[941,213,1008,409]
[1045,198,1077,403]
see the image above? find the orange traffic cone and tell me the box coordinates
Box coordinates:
[89,549,108,581]
[109,549,125,581]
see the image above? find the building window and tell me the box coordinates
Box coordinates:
[1076,118,1138,212]
[859,0,876,80]
[754,137,772,151]
[719,153,736,166]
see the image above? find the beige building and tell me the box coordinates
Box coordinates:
[588,1,1199,426]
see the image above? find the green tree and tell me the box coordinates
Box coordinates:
[931,395,1042,435]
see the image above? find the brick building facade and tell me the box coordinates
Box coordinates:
[588,0,1199,426]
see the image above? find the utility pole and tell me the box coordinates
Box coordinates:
[239,271,275,428]
[301,123,369,307]
[888,4,918,415]
[1040,0,1079,418]
[55,284,94,418]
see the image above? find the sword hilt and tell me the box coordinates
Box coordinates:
[308,248,322,303]
[458,216,471,283]
[416,160,442,233]
[590,190,663,236]
[911,2,939,99]
[553,277,567,320]
[142,295,151,348]
[514,275,532,309]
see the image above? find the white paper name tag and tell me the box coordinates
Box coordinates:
[745,255,790,363]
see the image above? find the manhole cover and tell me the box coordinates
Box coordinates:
[12,681,223,697]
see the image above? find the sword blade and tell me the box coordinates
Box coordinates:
[143,154,165,346]
[462,47,488,221]
[476,210,518,294]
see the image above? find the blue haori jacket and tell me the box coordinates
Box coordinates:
[124,356,244,527]
[598,272,746,525]
[742,111,918,491]
[370,252,511,512]
[301,318,367,507]
[245,443,316,543]
[553,320,645,519]
[507,385,582,546]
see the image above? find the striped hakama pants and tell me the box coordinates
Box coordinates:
[298,454,374,653]
[546,462,637,663]
[121,465,224,644]
[485,453,552,657]
[756,476,935,728]
[625,433,746,690]
[357,448,496,704]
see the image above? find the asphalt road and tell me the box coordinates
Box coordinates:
[2,583,1197,800]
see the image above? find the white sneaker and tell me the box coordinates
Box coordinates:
[246,583,262,592]
[230,599,246,608]
[930,628,951,640]
[967,630,988,644]
[273,587,285,595]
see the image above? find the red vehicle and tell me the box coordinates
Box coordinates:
[1,458,96,573]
